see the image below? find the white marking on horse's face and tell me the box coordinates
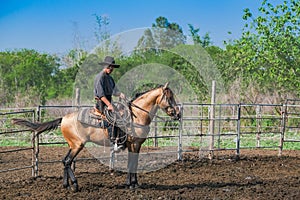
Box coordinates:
[159,88,181,120]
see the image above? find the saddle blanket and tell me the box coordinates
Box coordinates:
[77,108,106,128]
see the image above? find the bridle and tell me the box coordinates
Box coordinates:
[158,87,178,116]
[130,87,177,121]
[105,86,176,125]
[129,101,166,121]
[105,86,178,140]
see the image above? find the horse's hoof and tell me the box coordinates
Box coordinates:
[63,183,70,189]
[71,185,78,192]
[129,183,140,189]
[70,182,79,192]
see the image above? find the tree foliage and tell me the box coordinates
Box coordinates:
[232,0,300,98]
[0,49,78,106]
[188,24,212,47]
[1,2,299,107]
[116,48,208,101]
[136,16,186,50]
[0,49,58,105]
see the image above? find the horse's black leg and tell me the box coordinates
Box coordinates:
[67,166,78,192]
[62,149,71,188]
[126,173,138,188]
[62,145,83,192]
[127,152,139,189]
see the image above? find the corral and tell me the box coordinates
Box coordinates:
[1,101,300,199]
[0,148,299,199]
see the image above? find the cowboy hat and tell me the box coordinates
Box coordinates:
[99,56,120,68]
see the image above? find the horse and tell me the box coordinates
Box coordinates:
[12,82,180,191]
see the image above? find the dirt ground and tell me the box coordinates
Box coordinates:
[0,147,299,200]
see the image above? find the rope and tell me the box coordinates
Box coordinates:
[104,97,165,144]
[104,100,131,126]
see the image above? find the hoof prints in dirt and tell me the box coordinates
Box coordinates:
[0,147,299,199]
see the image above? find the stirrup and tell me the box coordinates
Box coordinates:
[113,143,125,153]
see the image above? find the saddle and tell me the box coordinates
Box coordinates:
[77,107,128,151]
[77,107,108,128]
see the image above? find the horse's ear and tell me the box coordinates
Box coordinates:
[163,82,169,90]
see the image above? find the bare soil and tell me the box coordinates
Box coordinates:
[0,147,299,200]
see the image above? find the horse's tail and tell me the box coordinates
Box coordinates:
[12,118,62,135]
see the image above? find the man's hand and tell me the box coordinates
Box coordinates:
[119,92,125,99]
[107,103,114,112]
[101,96,114,112]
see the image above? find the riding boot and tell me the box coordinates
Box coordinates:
[107,125,115,141]
[113,126,118,140]
[108,126,125,152]
[115,127,126,151]
[109,129,121,153]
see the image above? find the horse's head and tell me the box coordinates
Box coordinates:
[157,82,181,120]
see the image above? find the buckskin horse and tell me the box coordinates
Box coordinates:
[12,82,180,191]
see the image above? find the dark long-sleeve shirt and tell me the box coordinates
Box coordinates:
[94,71,118,100]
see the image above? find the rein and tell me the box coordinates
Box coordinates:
[129,101,167,122]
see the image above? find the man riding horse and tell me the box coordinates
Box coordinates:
[94,56,126,151]
[12,81,181,191]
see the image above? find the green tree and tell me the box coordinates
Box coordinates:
[228,0,300,101]
[188,24,212,47]
[93,14,110,43]
[49,49,84,99]
[136,16,186,50]
[196,1,300,103]
[116,46,210,102]
[0,49,60,106]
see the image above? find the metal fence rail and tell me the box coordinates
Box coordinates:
[0,109,36,175]
[1,101,300,177]
[280,99,300,153]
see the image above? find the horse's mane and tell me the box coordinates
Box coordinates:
[130,84,164,102]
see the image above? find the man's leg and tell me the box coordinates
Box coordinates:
[107,125,125,152]
[105,123,115,140]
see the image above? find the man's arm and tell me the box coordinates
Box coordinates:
[100,96,114,111]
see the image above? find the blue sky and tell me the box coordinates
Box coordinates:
[0,0,269,54]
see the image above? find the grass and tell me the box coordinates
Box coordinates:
[1,122,299,150]
[0,139,31,147]
[282,142,300,150]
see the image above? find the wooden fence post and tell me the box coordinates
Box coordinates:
[208,80,216,159]
[75,88,80,108]
[34,106,41,177]
[279,102,287,156]
[256,105,262,147]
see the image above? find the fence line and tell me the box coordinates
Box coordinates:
[1,101,300,177]
[0,109,36,175]
[279,99,300,155]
